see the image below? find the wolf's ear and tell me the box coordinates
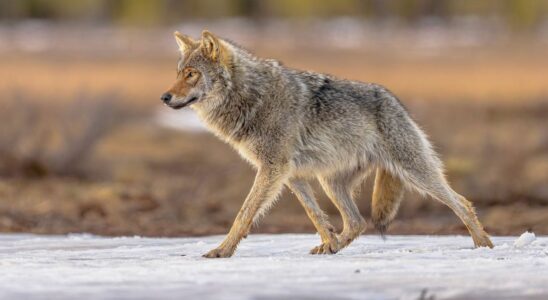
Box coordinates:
[174,31,194,53]
[201,30,222,61]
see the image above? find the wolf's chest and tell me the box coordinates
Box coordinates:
[232,141,260,167]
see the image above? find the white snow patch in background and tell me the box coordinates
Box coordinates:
[155,106,206,132]
[514,231,536,248]
[0,234,547,300]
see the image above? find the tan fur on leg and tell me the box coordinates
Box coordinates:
[371,168,404,236]
[317,171,366,253]
[203,166,287,258]
[403,168,494,248]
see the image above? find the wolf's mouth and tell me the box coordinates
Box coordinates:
[170,95,199,109]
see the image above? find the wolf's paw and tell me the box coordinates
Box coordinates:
[473,233,494,248]
[309,243,336,254]
[202,247,234,258]
[310,240,340,255]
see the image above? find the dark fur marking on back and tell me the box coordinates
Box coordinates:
[310,78,333,115]
[373,88,380,99]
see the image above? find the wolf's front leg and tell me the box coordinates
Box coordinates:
[203,166,287,258]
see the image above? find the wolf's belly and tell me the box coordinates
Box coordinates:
[290,146,372,177]
[290,128,379,177]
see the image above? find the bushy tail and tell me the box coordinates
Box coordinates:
[371,168,404,237]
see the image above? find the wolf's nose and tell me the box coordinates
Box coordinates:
[161,92,172,103]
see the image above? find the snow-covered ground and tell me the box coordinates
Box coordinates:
[0,234,547,300]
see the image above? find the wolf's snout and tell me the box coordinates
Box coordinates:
[161,92,172,103]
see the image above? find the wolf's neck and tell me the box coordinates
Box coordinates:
[195,55,274,143]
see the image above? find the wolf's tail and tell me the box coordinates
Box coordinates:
[371,168,404,237]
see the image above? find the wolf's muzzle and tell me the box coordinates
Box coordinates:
[168,95,199,109]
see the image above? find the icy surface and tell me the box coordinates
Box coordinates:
[1,234,547,300]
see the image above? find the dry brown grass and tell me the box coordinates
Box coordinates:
[0,93,127,177]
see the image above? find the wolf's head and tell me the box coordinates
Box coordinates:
[161,30,232,110]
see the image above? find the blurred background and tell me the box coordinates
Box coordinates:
[0,0,547,237]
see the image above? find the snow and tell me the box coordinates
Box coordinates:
[1,234,547,300]
[514,231,536,248]
[156,107,206,132]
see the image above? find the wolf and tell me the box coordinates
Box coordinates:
[161,30,494,258]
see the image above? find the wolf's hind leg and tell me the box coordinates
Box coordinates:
[371,168,404,235]
[317,170,367,253]
[400,164,493,248]
[287,178,339,254]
